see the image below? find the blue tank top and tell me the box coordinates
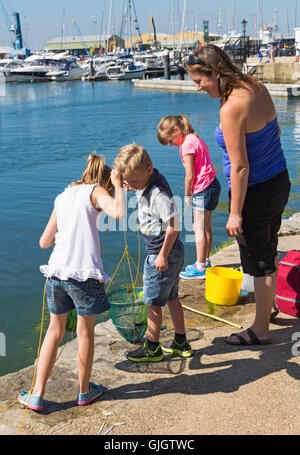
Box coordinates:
[215,117,287,189]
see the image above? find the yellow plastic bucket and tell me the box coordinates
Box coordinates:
[205,266,243,306]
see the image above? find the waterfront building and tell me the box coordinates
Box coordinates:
[124,31,221,50]
[45,34,124,55]
[45,31,222,55]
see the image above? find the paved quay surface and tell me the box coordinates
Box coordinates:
[0,214,299,436]
[133,78,300,97]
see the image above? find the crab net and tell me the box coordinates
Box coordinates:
[108,287,148,343]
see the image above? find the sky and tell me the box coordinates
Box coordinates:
[0,0,299,50]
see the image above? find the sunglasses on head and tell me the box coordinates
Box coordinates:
[186,55,206,66]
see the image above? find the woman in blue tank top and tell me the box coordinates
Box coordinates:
[184,45,290,347]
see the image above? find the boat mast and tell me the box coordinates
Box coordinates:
[217,1,222,36]
[171,0,175,50]
[194,0,198,44]
[231,0,236,36]
[60,7,66,51]
[180,0,187,50]
[107,0,112,51]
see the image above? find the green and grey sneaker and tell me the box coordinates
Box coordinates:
[126,341,164,363]
[162,339,193,358]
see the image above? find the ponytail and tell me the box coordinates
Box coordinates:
[69,153,112,191]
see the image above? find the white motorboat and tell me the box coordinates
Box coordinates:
[106,61,146,81]
[46,60,87,81]
[0,59,25,82]
[8,58,62,82]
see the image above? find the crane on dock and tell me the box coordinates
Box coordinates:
[72,18,90,56]
[0,0,23,49]
[149,16,159,48]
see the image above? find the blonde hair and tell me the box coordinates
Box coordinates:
[183,44,259,106]
[157,114,195,145]
[114,143,152,177]
[69,154,112,191]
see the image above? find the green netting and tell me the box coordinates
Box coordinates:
[108,287,148,343]
[66,309,77,332]
[65,308,110,332]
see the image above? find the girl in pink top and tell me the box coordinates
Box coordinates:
[158,115,221,279]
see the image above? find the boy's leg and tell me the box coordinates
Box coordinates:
[167,298,185,335]
[147,305,162,343]
[33,312,68,397]
[163,298,193,357]
[126,305,164,362]
[76,315,97,394]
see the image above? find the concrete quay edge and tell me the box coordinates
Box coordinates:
[0,214,299,435]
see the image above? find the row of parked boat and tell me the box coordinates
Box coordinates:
[0,50,181,83]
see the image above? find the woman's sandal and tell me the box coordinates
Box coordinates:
[225,327,271,346]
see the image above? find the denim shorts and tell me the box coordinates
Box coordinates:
[192,177,221,212]
[143,240,184,307]
[46,276,110,316]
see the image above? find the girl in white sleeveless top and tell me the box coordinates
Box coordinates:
[18,155,125,411]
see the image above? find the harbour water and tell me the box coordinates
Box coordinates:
[0,80,299,377]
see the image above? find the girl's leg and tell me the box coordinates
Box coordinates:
[147,306,162,343]
[33,312,68,397]
[205,211,213,259]
[76,315,97,394]
[194,210,212,265]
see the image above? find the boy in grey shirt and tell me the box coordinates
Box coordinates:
[114,143,192,362]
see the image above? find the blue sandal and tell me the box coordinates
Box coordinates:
[18,390,44,411]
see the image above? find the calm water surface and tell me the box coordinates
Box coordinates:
[0,80,299,376]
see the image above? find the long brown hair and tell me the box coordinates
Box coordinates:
[184,44,259,105]
[157,114,195,145]
[69,154,112,191]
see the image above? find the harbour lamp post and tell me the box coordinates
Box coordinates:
[241,19,248,62]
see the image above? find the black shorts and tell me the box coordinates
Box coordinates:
[229,169,291,277]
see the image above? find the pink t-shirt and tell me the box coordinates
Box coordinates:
[180,133,217,194]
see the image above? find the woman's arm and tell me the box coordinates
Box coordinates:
[220,102,249,237]
[92,169,126,220]
[40,209,58,249]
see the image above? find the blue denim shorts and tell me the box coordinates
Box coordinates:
[46,276,110,316]
[192,177,221,212]
[143,241,184,307]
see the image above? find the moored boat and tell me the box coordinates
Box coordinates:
[46,60,87,81]
[8,58,62,82]
[106,61,146,81]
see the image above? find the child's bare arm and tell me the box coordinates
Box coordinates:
[40,209,58,249]
[154,216,179,272]
[93,170,126,220]
[184,154,195,196]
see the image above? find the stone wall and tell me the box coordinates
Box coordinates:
[246,58,300,84]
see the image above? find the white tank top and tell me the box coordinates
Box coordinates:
[40,183,110,282]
